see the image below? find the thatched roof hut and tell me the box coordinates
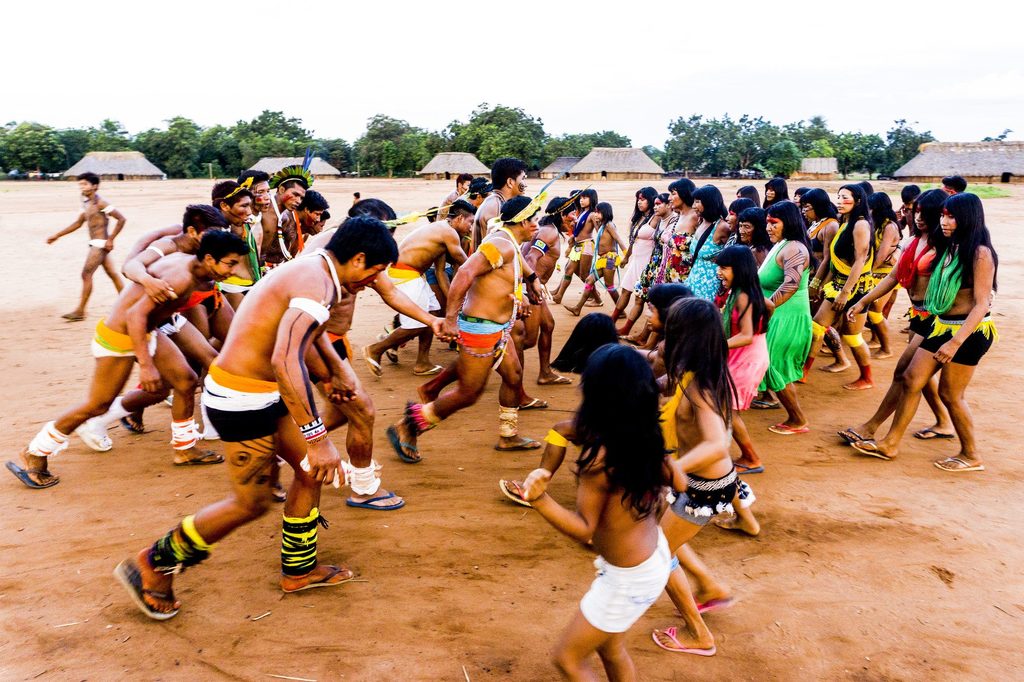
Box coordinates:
[63,151,165,180]
[791,157,838,180]
[540,156,581,179]
[250,157,341,178]
[417,152,490,180]
[893,142,1024,183]
[570,148,663,180]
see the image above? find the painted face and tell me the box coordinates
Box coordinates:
[452,213,474,237]
[513,172,528,196]
[78,180,97,197]
[717,264,734,289]
[765,215,784,243]
[836,189,855,215]
[801,202,816,221]
[654,200,669,216]
[223,196,253,225]
[278,184,306,211]
[939,208,956,237]
[208,254,243,281]
[302,209,324,229]
[346,263,389,292]
[738,221,754,244]
[252,181,272,209]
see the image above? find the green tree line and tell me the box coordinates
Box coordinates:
[0,105,939,179]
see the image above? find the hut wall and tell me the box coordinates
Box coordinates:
[573,172,663,180]
[896,175,1023,184]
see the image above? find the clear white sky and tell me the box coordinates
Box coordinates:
[7,0,1022,146]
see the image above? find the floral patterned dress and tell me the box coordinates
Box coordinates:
[685,219,727,301]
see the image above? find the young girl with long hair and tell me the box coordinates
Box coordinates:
[848,193,998,470]
[526,344,672,679]
[715,246,770,478]
[652,298,754,656]
[763,177,789,208]
[620,194,673,340]
[838,189,954,445]
[806,184,875,390]
[864,191,902,358]
[613,187,659,322]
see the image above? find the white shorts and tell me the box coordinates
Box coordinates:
[158,313,188,336]
[90,333,157,359]
[579,528,671,633]
[395,275,439,330]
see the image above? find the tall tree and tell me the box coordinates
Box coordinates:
[448,104,547,167]
[3,122,66,172]
[133,117,203,178]
[883,119,934,175]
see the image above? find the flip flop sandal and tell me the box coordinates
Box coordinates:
[386,425,421,464]
[174,449,225,466]
[346,491,406,510]
[768,423,810,435]
[280,565,355,593]
[120,414,146,434]
[376,333,399,364]
[362,347,383,378]
[6,460,60,489]
[494,438,542,452]
[518,398,549,410]
[734,463,764,475]
[697,597,736,614]
[498,479,533,508]
[412,365,444,377]
[933,456,985,473]
[914,427,956,440]
[113,559,179,621]
[837,428,869,445]
[537,375,572,385]
[651,627,717,656]
[750,399,780,410]
[850,440,892,461]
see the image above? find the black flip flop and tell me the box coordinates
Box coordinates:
[6,460,59,489]
[914,427,956,441]
[113,559,178,621]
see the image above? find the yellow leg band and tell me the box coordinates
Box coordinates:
[842,334,865,348]
[811,321,827,340]
[867,311,884,324]
[181,514,214,551]
[544,429,569,448]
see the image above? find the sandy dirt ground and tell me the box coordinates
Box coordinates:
[0,177,1022,681]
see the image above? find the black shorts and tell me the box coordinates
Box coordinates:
[332,337,349,360]
[919,316,995,367]
[670,468,738,526]
[908,301,932,337]
[206,400,288,442]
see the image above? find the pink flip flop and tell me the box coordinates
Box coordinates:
[697,596,736,614]
[768,423,810,435]
[651,627,717,656]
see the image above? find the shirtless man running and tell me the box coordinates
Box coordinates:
[299,202,450,510]
[7,230,247,489]
[471,157,528,252]
[363,199,474,376]
[114,216,400,620]
[47,172,126,321]
[386,195,546,464]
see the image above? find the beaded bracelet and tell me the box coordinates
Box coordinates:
[300,417,328,444]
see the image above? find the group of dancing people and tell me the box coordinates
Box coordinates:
[9,160,998,680]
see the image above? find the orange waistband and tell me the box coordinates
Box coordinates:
[392,262,419,272]
[208,364,279,393]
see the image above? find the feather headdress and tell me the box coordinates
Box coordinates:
[270,148,315,189]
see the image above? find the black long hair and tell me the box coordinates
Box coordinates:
[648,283,694,323]
[663,298,735,427]
[715,245,769,333]
[763,177,789,208]
[737,185,761,206]
[551,313,619,374]
[736,206,771,252]
[913,188,947,245]
[577,188,599,212]
[766,200,817,271]
[574,344,665,519]
[729,198,757,217]
[838,184,872,228]
[935,192,998,290]
[631,187,658,234]
[693,184,728,223]
[868,192,899,240]
[799,188,837,222]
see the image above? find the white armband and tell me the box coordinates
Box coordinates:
[289,297,330,325]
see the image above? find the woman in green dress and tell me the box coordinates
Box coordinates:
[759,201,814,435]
